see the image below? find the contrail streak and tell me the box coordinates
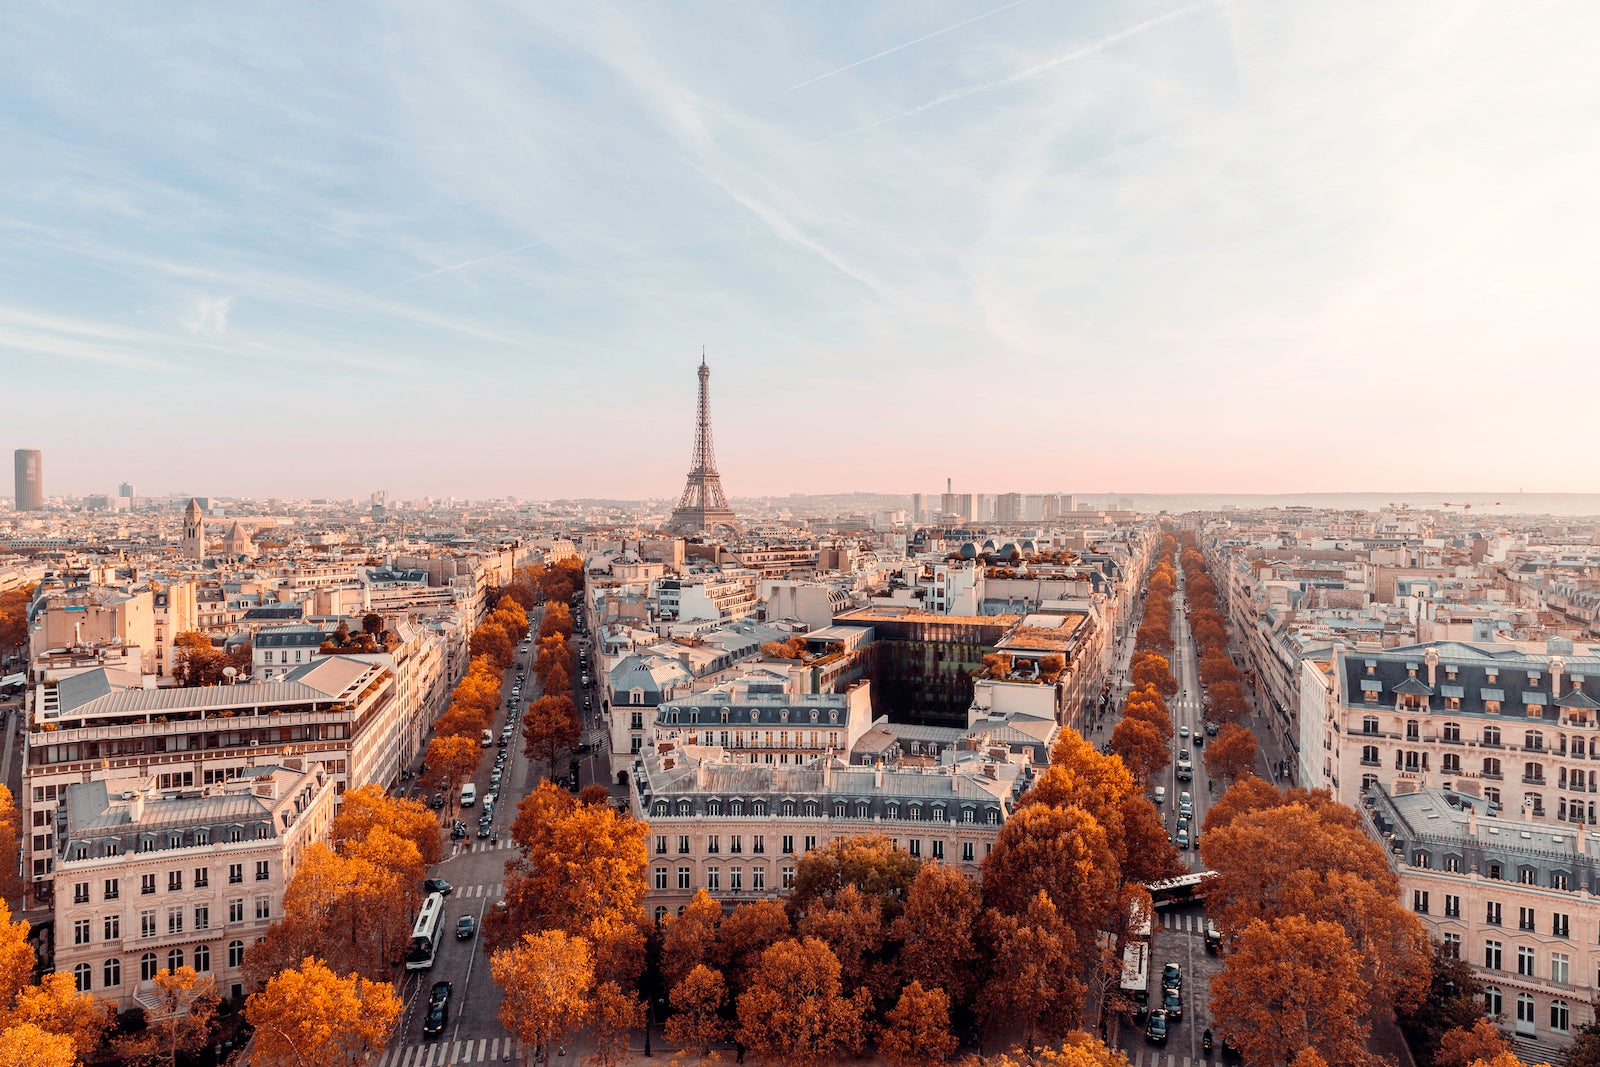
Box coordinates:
[790,0,1029,91]
[830,0,1215,138]
[377,240,543,292]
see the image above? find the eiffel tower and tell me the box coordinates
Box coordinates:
[667,354,739,535]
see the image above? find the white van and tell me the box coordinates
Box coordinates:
[1153,786,1166,806]
[460,784,477,808]
[480,729,494,749]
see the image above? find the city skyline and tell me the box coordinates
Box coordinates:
[6,2,1600,499]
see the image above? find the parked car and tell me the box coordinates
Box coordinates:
[456,916,477,940]
[429,794,446,810]
[1153,786,1166,806]
[1205,721,1219,736]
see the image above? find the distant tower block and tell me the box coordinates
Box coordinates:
[13,450,43,510]
[667,354,739,535]
[182,498,206,559]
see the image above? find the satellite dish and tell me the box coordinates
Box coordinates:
[222,666,237,685]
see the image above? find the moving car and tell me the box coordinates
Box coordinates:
[1175,828,1190,850]
[1179,725,1190,739]
[423,981,451,1037]
[1162,987,1183,1021]
[1144,1009,1169,1045]
[423,878,453,896]
[1161,963,1182,992]
[477,823,491,838]
[456,916,477,940]
[1205,920,1222,953]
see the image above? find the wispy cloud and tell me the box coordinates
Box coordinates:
[373,240,544,293]
[832,1,1218,138]
[184,295,233,337]
[789,0,1031,91]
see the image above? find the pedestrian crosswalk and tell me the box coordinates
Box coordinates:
[450,837,516,856]
[1158,911,1205,932]
[453,883,504,899]
[1124,1051,1207,1066]
[374,1036,520,1066]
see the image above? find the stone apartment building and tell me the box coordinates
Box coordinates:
[51,762,335,1009]
[1365,785,1598,1057]
[630,734,1025,920]
[23,656,397,904]
[1331,639,1600,826]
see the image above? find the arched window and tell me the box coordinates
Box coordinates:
[1484,726,1501,746]
[1362,716,1380,734]
[781,801,796,817]
[73,963,92,991]
[1484,758,1502,777]
[752,801,767,816]
[653,802,668,817]
[856,802,870,818]
[730,800,744,816]
[802,801,818,817]
[707,800,722,816]
[227,941,245,969]
[932,806,947,823]
[1515,992,1536,1033]
[1484,986,1502,1018]
[194,944,211,972]
[833,803,847,818]
[1552,1000,1571,1032]
[1362,745,1379,764]
[676,800,692,816]
[985,808,999,825]
[103,958,121,988]
[654,906,668,925]
[140,953,158,982]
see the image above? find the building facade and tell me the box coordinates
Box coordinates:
[51,762,335,1009]
[1365,785,1599,1056]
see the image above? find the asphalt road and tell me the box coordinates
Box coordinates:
[1115,901,1229,1067]
[380,601,617,1066]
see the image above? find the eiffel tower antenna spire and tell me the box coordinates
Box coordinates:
[668,353,738,535]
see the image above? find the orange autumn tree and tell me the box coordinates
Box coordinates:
[245,956,401,1067]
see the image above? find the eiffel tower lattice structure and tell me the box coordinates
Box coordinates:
[667,355,739,535]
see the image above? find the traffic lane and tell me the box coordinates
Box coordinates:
[1119,903,1225,1062]
[426,838,513,1044]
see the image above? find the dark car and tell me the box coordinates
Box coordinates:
[1205,721,1219,736]
[1193,732,1204,747]
[477,823,492,838]
[1162,988,1183,1021]
[455,916,477,940]
[497,736,509,748]
[1161,963,1182,992]
[1205,921,1223,953]
[449,822,467,840]
[1144,1009,1169,1045]
[423,982,451,1037]
[423,878,453,896]
[429,793,446,810]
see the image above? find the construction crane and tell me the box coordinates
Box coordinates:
[1441,501,1502,513]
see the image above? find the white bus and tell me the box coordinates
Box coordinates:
[1145,870,1217,908]
[1119,939,1149,1004]
[405,892,447,971]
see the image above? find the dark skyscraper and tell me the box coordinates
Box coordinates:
[13,450,42,510]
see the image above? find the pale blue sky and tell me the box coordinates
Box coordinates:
[4,2,1597,499]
